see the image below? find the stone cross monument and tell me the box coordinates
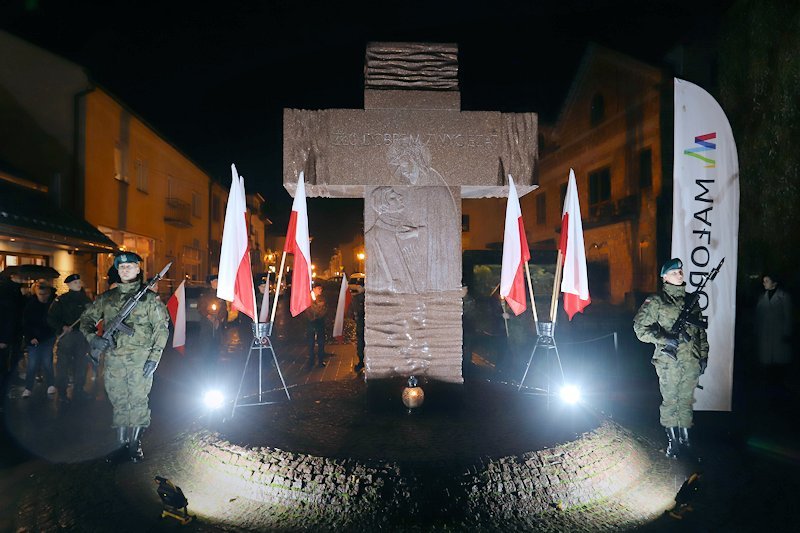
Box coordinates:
[284,43,537,384]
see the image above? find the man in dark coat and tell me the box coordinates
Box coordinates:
[305,284,327,368]
[0,272,26,396]
[48,274,93,401]
[22,282,57,398]
[756,274,792,368]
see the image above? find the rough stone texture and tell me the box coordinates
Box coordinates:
[283,42,538,385]
[283,108,537,199]
[120,419,671,531]
[364,42,458,91]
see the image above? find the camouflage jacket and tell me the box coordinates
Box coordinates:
[79,281,169,363]
[633,282,709,362]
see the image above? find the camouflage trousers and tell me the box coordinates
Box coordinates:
[104,352,154,428]
[653,356,701,428]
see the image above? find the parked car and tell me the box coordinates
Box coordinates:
[184,284,209,324]
[348,273,365,294]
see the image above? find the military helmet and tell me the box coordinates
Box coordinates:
[660,258,683,277]
[114,252,143,269]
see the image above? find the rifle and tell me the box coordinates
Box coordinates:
[661,258,724,359]
[88,262,172,365]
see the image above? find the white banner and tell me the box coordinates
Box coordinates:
[672,78,739,411]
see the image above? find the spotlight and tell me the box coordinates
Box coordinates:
[559,384,581,405]
[203,389,225,410]
[155,476,194,525]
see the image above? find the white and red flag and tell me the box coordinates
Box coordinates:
[500,174,531,316]
[284,172,313,317]
[559,168,591,320]
[217,164,256,320]
[332,272,352,341]
[166,280,186,354]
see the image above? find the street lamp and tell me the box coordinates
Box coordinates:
[357,252,365,273]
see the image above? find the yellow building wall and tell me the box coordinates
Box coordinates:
[461,198,506,251]
[521,49,664,306]
[83,89,210,286]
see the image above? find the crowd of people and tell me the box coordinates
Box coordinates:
[1,272,98,403]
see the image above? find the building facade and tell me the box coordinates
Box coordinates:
[522,45,667,306]
[0,30,220,295]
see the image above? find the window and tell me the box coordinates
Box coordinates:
[212,194,221,222]
[639,148,653,189]
[589,167,612,217]
[167,175,175,198]
[134,158,148,192]
[462,214,470,232]
[192,192,201,218]
[113,144,126,182]
[536,193,546,225]
[590,92,605,127]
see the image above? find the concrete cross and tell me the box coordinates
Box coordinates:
[284,42,538,384]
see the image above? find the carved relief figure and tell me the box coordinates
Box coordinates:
[365,187,426,294]
[384,137,460,292]
[387,137,444,186]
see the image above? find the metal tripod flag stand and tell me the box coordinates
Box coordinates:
[231,320,291,416]
[517,252,566,395]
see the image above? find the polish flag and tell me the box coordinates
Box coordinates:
[284,172,312,317]
[500,175,531,316]
[560,169,591,320]
[332,272,352,341]
[217,164,256,320]
[167,280,186,354]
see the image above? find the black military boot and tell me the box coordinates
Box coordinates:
[678,427,692,449]
[106,427,130,463]
[129,426,145,463]
[665,427,680,458]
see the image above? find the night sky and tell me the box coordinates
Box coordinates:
[1,0,733,260]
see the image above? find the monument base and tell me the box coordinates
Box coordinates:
[129,380,674,530]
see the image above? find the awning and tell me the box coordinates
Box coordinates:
[0,179,117,252]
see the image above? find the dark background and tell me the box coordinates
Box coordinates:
[0,0,735,260]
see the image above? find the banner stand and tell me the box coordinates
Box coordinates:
[517,321,566,405]
[231,321,291,417]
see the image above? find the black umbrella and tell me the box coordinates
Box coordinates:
[1,264,61,280]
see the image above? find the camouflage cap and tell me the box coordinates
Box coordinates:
[660,258,683,277]
[114,252,143,269]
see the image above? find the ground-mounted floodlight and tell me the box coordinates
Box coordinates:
[203,389,225,410]
[559,384,581,405]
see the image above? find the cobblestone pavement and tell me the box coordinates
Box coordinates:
[1,299,799,531]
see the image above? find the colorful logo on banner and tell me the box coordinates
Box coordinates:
[684,132,717,168]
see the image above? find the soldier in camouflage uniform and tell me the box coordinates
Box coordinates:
[80,252,169,462]
[633,258,709,458]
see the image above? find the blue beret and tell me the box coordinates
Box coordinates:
[114,252,143,269]
[64,274,80,283]
[660,258,683,277]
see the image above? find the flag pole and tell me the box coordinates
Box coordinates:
[524,260,539,327]
[549,250,564,324]
[270,251,288,325]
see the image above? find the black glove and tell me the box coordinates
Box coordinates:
[142,360,158,378]
[699,358,708,375]
[89,336,111,365]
